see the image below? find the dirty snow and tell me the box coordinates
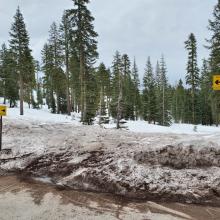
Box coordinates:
[1,105,220,204]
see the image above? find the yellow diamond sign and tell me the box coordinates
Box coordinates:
[0,106,7,116]
[213,75,220,90]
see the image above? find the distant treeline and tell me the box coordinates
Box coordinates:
[0,0,220,127]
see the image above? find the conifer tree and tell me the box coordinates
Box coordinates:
[143,57,157,123]
[207,0,220,126]
[121,54,134,120]
[35,60,43,108]
[9,7,35,115]
[67,0,98,124]
[110,51,124,128]
[183,89,193,123]
[185,33,200,124]
[41,43,56,113]
[199,59,212,125]
[0,44,18,107]
[155,61,161,87]
[96,63,111,124]
[157,55,171,126]
[84,67,99,125]
[60,11,72,115]
[48,22,66,114]
[69,52,81,112]
[172,79,185,123]
[131,59,141,120]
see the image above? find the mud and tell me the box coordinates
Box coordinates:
[134,144,220,169]
[0,175,220,220]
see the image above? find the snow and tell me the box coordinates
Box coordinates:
[1,102,220,203]
[121,120,220,135]
[6,105,81,125]
[1,97,220,135]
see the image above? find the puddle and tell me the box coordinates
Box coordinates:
[0,176,219,220]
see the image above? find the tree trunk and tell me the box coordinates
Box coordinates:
[19,74,24,115]
[83,76,87,123]
[117,71,123,129]
[65,25,71,116]
[162,85,165,125]
[99,86,103,125]
[3,81,6,104]
[80,52,84,122]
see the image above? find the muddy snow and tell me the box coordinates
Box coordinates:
[1,117,220,205]
[2,176,220,220]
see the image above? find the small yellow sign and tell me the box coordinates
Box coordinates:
[213,75,220,90]
[0,106,7,116]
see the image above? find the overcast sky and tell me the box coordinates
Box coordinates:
[0,0,217,84]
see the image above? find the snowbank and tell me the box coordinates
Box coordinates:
[1,105,220,204]
[0,115,220,204]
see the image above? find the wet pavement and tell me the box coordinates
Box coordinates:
[0,176,219,220]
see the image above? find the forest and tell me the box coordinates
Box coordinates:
[0,0,220,127]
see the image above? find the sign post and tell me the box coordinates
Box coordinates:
[0,105,7,151]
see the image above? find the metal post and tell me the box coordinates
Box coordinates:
[0,116,2,151]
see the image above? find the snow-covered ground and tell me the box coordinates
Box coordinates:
[5,105,81,125]
[3,105,220,135]
[1,104,220,204]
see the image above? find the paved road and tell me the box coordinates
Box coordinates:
[0,176,219,220]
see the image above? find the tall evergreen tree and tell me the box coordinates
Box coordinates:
[67,0,98,124]
[96,63,111,124]
[199,59,213,125]
[0,44,18,107]
[121,54,134,120]
[157,55,171,126]
[131,58,141,120]
[48,22,66,114]
[110,51,124,128]
[207,0,220,126]
[171,79,185,123]
[35,60,43,108]
[69,52,81,112]
[9,7,35,115]
[143,57,157,123]
[185,33,200,124]
[60,11,72,115]
[41,43,56,113]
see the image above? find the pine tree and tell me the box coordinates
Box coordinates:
[69,52,81,112]
[157,55,171,126]
[185,33,200,124]
[199,59,213,125]
[60,11,72,115]
[143,57,157,123]
[67,0,98,124]
[9,7,35,115]
[0,44,18,107]
[183,89,193,124]
[172,79,185,123]
[110,51,124,128]
[96,63,110,124]
[131,59,141,120]
[155,61,161,88]
[121,54,134,120]
[41,43,56,113]
[35,60,43,108]
[207,0,220,126]
[48,22,66,114]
